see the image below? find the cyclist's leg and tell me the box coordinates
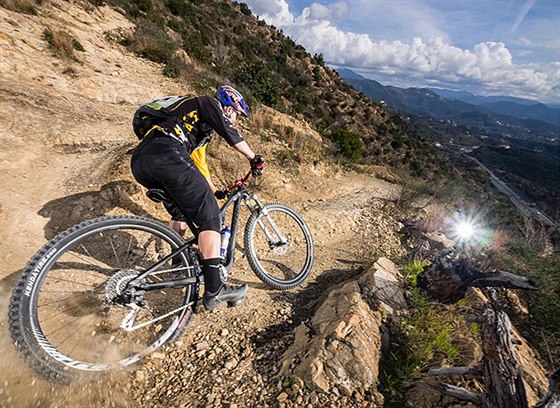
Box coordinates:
[169,220,188,237]
[131,136,247,308]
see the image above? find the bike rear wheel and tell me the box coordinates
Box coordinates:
[244,203,314,290]
[9,215,198,381]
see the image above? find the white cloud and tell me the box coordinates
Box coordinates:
[245,0,293,27]
[301,2,347,21]
[244,0,559,101]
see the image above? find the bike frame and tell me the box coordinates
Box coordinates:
[129,172,267,292]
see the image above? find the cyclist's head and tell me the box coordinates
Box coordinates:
[215,85,249,118]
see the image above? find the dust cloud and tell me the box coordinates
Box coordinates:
[0,285,132,408]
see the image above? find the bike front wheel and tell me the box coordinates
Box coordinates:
[9,215,198,381]
[244,203,314,290]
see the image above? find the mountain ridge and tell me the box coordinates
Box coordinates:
[339,68,560,132]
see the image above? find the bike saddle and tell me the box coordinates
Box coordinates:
[146,188,170,203]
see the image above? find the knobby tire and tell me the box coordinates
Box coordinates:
[9,215,197,382]
[244,203,314,290]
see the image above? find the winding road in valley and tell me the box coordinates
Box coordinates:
[463,153,558,228]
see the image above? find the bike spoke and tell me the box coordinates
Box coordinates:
[78,244,112,271]
[19,217,196,375]
[42,276,98,288]
[108,236,121,267]
[48,312,98,349]
[246,204,313,289]
[122,234,135,267]
[68,248,113,271]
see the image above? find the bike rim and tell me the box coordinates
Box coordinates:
[249,207,313,286]
[28,222,194,372]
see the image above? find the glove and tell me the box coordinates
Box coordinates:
[214,190,228,200]
[250,155,265,177]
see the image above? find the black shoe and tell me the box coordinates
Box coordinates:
[203,284,248,311]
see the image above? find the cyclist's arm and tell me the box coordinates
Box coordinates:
[232,141,256,160]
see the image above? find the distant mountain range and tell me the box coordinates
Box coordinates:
[338,68,559,139]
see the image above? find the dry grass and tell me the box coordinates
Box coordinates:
[0,0,42,14]
[250,106,324,162]
[420,205,448,233]
[248,106,266,130]
[42,27,83,62]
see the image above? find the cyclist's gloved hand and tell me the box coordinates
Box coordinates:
[214,190,228,200]
[250,155,265,177]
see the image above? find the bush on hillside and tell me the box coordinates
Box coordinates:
[167,0,193,18]
[0,0,42,14]
[239,2,251,16]
[125,19,177,64]
[42,28,84,62]
[329,128,363,162]
[135,0,152,12]
[183,30,211,63]
[236,60,280,107]
[163,54,188,78]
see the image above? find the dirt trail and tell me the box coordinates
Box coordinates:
[0,2,403,407]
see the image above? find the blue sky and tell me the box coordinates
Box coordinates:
[244,0,560,103]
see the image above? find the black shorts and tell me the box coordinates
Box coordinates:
[130,134,220,233]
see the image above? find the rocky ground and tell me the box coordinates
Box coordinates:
[0,3,405,407]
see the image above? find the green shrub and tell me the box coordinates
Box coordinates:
[167,0,193,18]
[239,2,251,16]
[137,0,152,12]
[0,0,41,14]
[313,53,325,66]
[184,31,211,63]
[71,38,85,52]
[127,19,177,64]
[236,60,280,106]
[163,54,188,78]
[329,128,362,162]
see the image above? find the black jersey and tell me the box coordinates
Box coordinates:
[143,95,244,153]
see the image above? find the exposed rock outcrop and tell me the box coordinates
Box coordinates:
[279,257,406,404]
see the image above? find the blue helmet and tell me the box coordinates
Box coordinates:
[215,85,249,117]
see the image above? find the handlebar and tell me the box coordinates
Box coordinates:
[219,171,256,199]
[228,171,253,190]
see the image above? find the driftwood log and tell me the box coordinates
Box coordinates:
[535,368,560,408]
[417,251,537,303]
[426,290,529,407]
[417,253,555,407]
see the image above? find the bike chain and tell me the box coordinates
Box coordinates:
[150,265,196,276]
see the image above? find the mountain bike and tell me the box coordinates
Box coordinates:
[9,172,314,381]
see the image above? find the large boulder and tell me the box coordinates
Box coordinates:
[279,257,405,403]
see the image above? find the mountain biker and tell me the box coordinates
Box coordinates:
[130,85,265,311]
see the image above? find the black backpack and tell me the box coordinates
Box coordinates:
[132,96,187,139]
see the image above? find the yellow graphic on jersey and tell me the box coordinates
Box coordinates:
[190,144,210,179]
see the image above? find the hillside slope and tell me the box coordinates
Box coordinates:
[0,2,406,406]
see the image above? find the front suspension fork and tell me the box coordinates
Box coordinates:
[245,195,287,247]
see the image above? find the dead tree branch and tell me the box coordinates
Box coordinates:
[426,382,484,406]
[426,296,529,407]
